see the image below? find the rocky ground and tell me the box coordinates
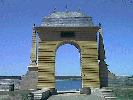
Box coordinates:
[0,94,23,100]
[0,90,33,100]
[48,93,106,100]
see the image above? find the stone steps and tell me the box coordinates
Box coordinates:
[31,88,49,100]
[28,88,57,100]
[100,89,118,99]
[91,88,118,99]
[34,93,42,100]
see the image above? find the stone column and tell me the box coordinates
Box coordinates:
[98,23,108,88]
[20,24,38,90]
[28,24,38,71]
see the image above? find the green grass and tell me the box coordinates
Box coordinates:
[105,85,133,100]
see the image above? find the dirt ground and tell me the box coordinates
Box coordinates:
[0,94,23,100]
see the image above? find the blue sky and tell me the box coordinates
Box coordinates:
[0,0,133,76]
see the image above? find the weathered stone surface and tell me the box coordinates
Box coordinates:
[41,90,51,100]
[27,24,38,71]
[99,60,108,88]
[98,27,108,88]
[108,70,115,79]
[49,88,57,95]
[80,87,91,95]
[41,12,94,27]
[98,27,106,60]
[20,71,38,90]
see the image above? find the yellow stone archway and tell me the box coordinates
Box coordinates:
[21,11,108,91]
[35,27,100,89]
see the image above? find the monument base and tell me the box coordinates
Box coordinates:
[49,88,57,95]
[28,66,38,71]
[80,87,91,95]
[20,67,38,90]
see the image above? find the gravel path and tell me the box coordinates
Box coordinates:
[48,92,106,100]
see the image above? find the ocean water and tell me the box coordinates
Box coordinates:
[55,80,81,91]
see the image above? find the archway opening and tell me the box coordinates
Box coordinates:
[55,44,81,91]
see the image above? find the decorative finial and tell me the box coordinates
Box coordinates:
[54,7,57,12]
[66,5,68,12]
[99,23,101,27]
[78,7,81,11]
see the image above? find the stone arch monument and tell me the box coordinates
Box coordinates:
[20,11,108,90]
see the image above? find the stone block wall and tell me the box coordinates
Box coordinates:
[20,71,38,90]
[37,39,100,89]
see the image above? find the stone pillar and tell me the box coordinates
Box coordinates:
[20,24,38,90]
[98,23,108,88]
[28,24,38,71]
